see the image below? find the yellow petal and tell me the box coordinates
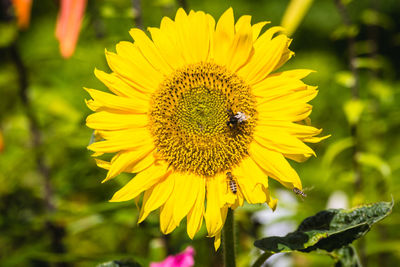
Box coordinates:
[233,157,268,204]
[226,15,253,72]
[219,174,236,207]
[249,142,302,189]
[238,31,290,85]
[258,103,313,122]
[252,21,270,42]
[148,26,185,69]
[115,41,165,80]
[267,196,278,211]
[103,146,154,183]
[235,15,251,31]
[255,26,286,45]
[94,158,110,170]
[138,174,175,223]
[187,11,211,62]
[105,50,161,94]
[274,43,294,71]
[269,69,315,80]
[174,8,198,64]
[160,194,178,234]
[94,68,151,99]
[213,8,234,66]
[253,125,316,156]
[252,77,307,99]
[187,178,205,239]
[256,86,317,122]
[171,173,201,226]
[283,153,310,162]
[94,149,155,175]
[204,175,224,236]
[88,128,153,153]
[257,120,323,141]
[129,151,156,173]
[205,14,216,60]
[110,163,170,202]
[86,111,148,130]
[214,232,221,250]
[233,186,245,209]
[257,85,318,107]
[85,88,148,113]
[129,28,174,75]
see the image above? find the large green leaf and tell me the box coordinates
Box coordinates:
[254,201,393,253]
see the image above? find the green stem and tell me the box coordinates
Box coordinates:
[251,252,273,267]
[223,208,236,267]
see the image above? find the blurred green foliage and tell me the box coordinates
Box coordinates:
[0,0,400,266]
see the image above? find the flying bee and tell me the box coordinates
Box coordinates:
[226,171,237,194]
[293,187,307,198]
[227,109,250,128]
[292,186,315,201]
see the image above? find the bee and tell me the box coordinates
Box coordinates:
[293,187,314,201]
[293,187,307,198]
[227,110,250,128]
[226,171,237,194]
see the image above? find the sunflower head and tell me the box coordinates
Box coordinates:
[86,8,327,249]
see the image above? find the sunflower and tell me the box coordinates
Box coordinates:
[86,8,326,249]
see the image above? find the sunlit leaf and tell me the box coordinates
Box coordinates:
[343,99,364,125]
[254,201,393,253]
[354,57,382,70]
[322,137,354,168]
[335,71,355,88]
[368,79,394,104]
[356,153,391,177]
[67,214,104,234]
[361,9,393,29]
[330,25,359,40]
[0,23,18,47]
[281,0,314,36]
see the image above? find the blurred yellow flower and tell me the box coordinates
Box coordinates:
[86,8,326,249]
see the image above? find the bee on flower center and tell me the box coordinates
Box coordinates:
[227,109,250,128]
[226,171,237,194]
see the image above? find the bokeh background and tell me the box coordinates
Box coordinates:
[1,0,400,266]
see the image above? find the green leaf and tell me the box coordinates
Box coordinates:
[360,9,393,29]
[368,79,394,104]
[333,245,362,267]
[331,25,359,40]
[335,71,355,88]
[343,99,365,125]
[96,260,142,267]
[254,201,393,253]
[354,57,383,70]
[0,23,17,48]
[280,0,314,37]
[356,153,391,177]
[322,137,354,168]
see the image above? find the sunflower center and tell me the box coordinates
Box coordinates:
[149,62,256,177]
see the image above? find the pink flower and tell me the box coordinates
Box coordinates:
[55,0,87,58]
[150,246,195,267]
